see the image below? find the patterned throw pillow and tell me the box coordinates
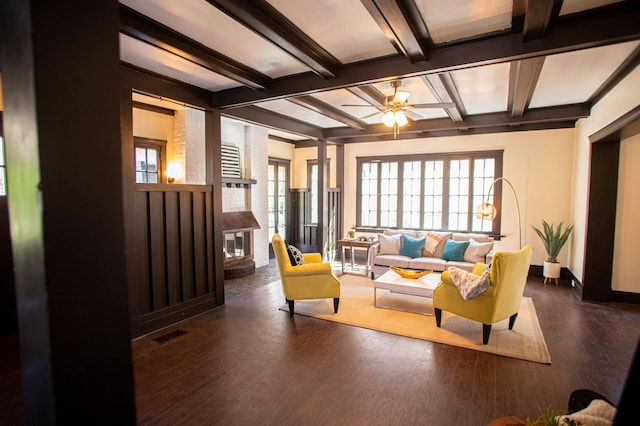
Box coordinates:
[424,232,444,255]
[287,245,306,266]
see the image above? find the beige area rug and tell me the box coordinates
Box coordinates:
[280,274,551,364]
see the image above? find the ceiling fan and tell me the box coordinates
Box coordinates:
[342,80,454,138]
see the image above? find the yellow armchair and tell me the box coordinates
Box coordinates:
[433,245,534,344]
[272,233,340,317]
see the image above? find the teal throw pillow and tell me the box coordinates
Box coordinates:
[399,234,426,258]
[441,240,470,261]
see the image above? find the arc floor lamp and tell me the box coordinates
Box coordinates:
[474,177,522,249]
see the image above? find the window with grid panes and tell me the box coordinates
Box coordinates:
[356,151,502,235]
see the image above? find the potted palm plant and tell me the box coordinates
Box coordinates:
[531,220,574,284]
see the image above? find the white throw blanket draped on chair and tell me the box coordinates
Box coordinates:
[448,265,491,300]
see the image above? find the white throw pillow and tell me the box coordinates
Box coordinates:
[463,238,494,264]
[378,233,402,255]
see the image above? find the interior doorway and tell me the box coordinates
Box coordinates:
[268,158,289,259]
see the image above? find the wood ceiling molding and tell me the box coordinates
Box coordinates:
[522,0,557,41]
[119,5,270,90]
[360,0,429,62]
[222,106,324,140]
[323,104,590,139]
[422,73,465,122]
[288,96,368,130]
[213,1,640,108]
[509,57,546,117]
[347,85,387,107]
[588,44,640,106]
[205,0,341,78]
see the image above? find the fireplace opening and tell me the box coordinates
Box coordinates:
[222,211,260,279]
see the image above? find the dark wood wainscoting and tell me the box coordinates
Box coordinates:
[132,184,220,336]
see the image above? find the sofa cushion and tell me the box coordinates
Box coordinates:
[374,254,411,268]
[399,234,426,258]
[463,238,494,264]
[441,240,470,261]
[378,233,402,255]
[384,229,419,238]
[452,232,492,243]
[407,257,448,271]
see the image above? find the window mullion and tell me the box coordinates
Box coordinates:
[467,159,475,232]
[442,160,451,231]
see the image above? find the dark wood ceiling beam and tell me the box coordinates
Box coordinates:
[289,96,368,130]
[214,1,640,108]
[522,0,556,41]
[422,74,465,122]
[509,57,545,117]
[205,0,340,78]
[348,85,387,106]
[588,44,640,106]
[360,0,428,62]
[323,104,590,139]
[222,106,324,140]
[119,5,270,90]
[332,120,577,144]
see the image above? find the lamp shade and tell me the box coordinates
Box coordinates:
[395,110,408,127]
[475,202,497,220]
[382,111,395,127]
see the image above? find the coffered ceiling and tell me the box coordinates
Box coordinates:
[120,0,640,144]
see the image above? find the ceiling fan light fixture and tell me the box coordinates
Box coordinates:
[395,110,408,127]
[382,110,396,127]
[395,91,410,104]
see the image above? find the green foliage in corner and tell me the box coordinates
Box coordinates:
[531,220,574,263]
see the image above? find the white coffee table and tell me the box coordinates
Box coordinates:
[373,269,442,315]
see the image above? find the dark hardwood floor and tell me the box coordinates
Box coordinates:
[2,261,640,425]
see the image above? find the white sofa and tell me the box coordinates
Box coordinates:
[371,230,494,273]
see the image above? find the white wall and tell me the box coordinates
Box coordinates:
[132,108,175,158]
[571,66,640,292]
[342,129,575,266]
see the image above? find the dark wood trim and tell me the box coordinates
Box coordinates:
[422,73,465,122]
[589,105,640,143]
[360,0,427,62]
[289,96,367,130]
[583,140,619,303]
[348,85,387,107]
[213,1,640,108]
[120,4,270,90]
[612,290,640,306]
[323,104,590,139]
[121,64,213,110]
[206,109,225,307]
[204,0,341,78]
[522,0,555,41]
[222,105,324,140]
[588,45,640,106]
[132,100,175,116]
[509,57,545,116]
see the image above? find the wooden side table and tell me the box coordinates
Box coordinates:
[336,239,379,278]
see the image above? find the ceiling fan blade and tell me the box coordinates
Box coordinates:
[341,104,380,108]
[408,102,456,109]
[361,111,383,119]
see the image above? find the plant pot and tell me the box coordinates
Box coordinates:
[543,261,561,279]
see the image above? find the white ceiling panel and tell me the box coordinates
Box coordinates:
[266,0,396,64]
[255,99,346,128]
[310,89,381,123]
[530,41,640,108]
[120,35,240,91]
[559,0,624,16]
[415,0,512,43]
[451,63,510,115]
[121,0,309,78]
